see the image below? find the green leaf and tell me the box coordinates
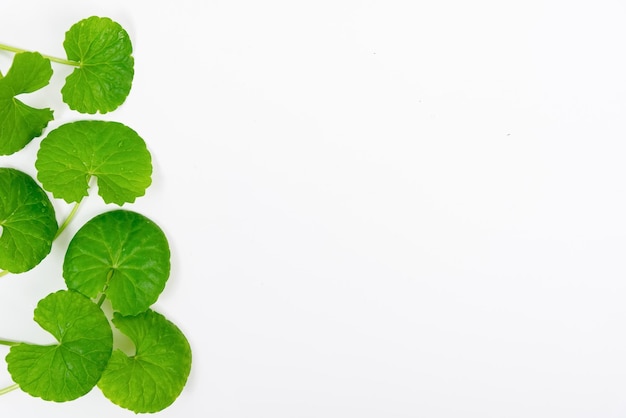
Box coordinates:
[0,52,54,155]
[35,120,152,205]
[64,210,170,315]
[61,16,134,114]
[6,290,113,402]
[0,168,58,273]
[98,310,192,413]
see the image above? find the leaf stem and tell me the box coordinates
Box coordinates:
[0,43,80,66]
[97,277,112,308]
[96,293,107,308]
[0,384,19,395]
[0,270,8,278]
[0,339,19,347]
[54,200,82,240]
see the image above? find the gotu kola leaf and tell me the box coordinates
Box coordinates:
[63,209,170,316]
[61,16,134,114]
[35,120,152,205]
[0,168,58,273]
[0,52,54,155]
[98,309,192,413]
[6,290,113,402]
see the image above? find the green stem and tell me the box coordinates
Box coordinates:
[0,339,19,347]
[0,384,19,395]
[97,274,112,308]
[0,270,8,278]
[0,43,80,66]
[54,200,82,240]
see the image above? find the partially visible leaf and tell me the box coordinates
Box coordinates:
[61,16,134,114]
[0,168,58,273]
[0,52,53,155]
[98,310,192,413]
[35,120,152,205]
[6,290,113,402]
[64,210,170,315]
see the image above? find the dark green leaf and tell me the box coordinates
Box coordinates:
[98,310,192,413]
[61,16,134,114]
[0,168,58,273]
[0,52,53,155]
[35,120,152,205]
[6,290,113,402]
[64,210,170,315]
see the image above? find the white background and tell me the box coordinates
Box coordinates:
[1,0,626,417]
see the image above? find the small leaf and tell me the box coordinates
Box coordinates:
[6,290,113,402]
[0,52,54,155]
[35,120,152,205]
[98,310,192,413]
[64,210,170,315]
[0,168,58,273]
[61,16,134,114]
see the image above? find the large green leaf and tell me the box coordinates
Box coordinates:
[61,16,134,114]
[98,310,192,413]
[6,290,113,402]
[0,168,58,273]
[0,52,54,155]
[63,210,170,315]
[35,120,152,205]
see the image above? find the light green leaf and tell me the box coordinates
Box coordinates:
[0,52,53,155]
[61,16,134,114]
[0,168,58,273]
[6,290,113,402]
[35,120,152,205]
[98,310,192,413]
[64,210,170,315]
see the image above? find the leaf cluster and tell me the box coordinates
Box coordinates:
[0,16,191,413]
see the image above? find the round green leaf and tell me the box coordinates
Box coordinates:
[35,120,152,205]
[0,168,58,273]
[63,210,170,315]
[0,52,54,155]
[98,310,192,413]
[6,290,113,402]
[61,16,134,114]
